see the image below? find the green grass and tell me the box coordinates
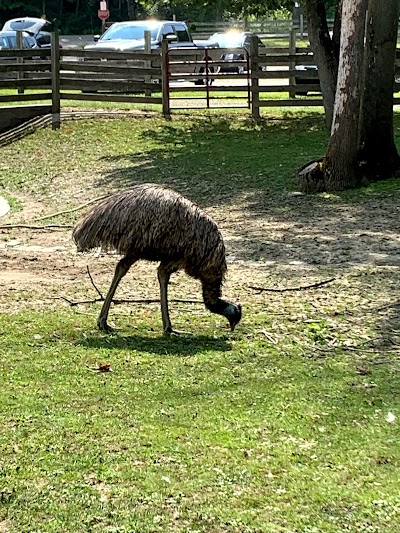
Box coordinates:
[0,111,327,201]
[1,110,400,531]
[1,310,400,533]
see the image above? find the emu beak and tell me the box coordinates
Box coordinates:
[228,315,241,332]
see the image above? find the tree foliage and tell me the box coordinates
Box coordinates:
[0,0,294,33]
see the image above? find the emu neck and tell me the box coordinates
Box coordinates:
[202,280,229,316]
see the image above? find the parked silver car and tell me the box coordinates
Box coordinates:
[2,17,52,48]
[0,30,39,80]
[84,20,197,52]
[0,30,37,50]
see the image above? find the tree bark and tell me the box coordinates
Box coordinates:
[358,0,400,181]
[322,0,368,191]
[298,0,400,193]
[305,0,339,127]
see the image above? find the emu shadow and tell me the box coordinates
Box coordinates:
[78,332,232,356]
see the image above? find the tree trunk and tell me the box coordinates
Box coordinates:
[358,0,400,181]
[298,0,400,193]
[305,0,339,127]
[332,0,343,60]
[322,0,368,191]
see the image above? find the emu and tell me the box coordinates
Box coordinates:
[72,184,242,334]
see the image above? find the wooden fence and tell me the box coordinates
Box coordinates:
[0,32,399,130]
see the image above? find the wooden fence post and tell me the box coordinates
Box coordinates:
[249,35,260,120]
[16,31,24,95]
[51,31,61,129]
[161,38,171,119]
[289,29,297,98]
[144,30,152,97]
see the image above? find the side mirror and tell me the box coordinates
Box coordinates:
[163,33,177,43]
[94,34,100,42]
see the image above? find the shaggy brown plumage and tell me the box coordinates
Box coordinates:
[73,183,242,334]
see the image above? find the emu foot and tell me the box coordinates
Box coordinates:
[97,317,114,333]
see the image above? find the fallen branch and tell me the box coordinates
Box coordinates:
[57,295,202,307]
[34,194,111,222]
[59,265,203,307]
[0,224,72,230]
[249,277,336,293]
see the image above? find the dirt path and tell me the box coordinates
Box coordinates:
[1,188,400,318]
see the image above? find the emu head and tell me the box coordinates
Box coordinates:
[223,302,242,331]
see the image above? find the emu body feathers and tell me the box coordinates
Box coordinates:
[73,184,241,334]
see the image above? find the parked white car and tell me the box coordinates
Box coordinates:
[2,17,52,48]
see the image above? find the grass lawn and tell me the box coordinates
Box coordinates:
[1,109,400,532]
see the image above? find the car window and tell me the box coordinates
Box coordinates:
[0,35,11,48]
[36,32,50,46]
[160,24,174,38]
[173,24,190,42]
[7,20,35,31]
[102,24,159,41]
[243,36,265,48]
[7,35,30,48]
[23,36,36,48]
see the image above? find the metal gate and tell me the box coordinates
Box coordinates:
[165,47,252,111]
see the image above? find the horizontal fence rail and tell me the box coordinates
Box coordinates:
[0,31,400,129]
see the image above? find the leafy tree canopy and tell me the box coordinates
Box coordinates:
[0,0,296,34]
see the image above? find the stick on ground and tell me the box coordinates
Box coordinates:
[249,278,336,293]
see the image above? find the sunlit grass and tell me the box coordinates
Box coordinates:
[1,111,400,531]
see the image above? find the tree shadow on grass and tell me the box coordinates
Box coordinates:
[77,332,232,356]
[91,113,400,272]
[95,113,328,207]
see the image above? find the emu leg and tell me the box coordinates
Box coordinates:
[98,255,136,332]
[157,263,177,335]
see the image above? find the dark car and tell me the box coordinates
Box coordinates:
[205,31,265,73]
[294,64,319,95]
[2,17,52,48]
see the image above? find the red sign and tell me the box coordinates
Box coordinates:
[98,9,110,20]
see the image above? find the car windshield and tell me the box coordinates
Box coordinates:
[209,33,243,48]
[101,23,159,41]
